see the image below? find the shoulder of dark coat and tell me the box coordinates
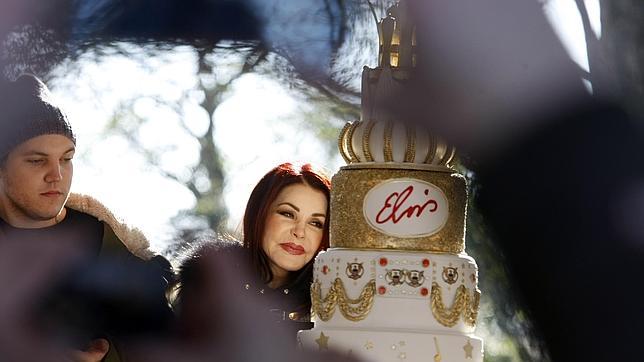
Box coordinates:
[65,193,156,260]
[175,234,246,268]
[171,235,249,303]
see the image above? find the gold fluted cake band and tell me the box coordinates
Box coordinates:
[339,122,354,164]
[363,121,376,162]
[346,121,361,162]
[383,121,394,162]
[404,126,416,162]
[338,120,457,166]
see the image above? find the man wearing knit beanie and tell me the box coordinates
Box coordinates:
[0,74,76,227]
[0,74,76,162]
[0,75,174,361]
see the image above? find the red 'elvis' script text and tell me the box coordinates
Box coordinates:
[375,185,438,224]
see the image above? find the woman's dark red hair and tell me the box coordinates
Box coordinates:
[242,162,331,284]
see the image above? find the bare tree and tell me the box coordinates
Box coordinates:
[100,42,269,240]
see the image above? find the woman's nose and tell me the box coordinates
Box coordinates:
[292,223,306,239]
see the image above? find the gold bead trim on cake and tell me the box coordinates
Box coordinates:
[362,120,376,162]
[311,278,376,322]
[430,282,480,327]
[383,121,394,161]
[404,126,415,162]
[339,122,353,164]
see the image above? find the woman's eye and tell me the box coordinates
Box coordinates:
[310,220,324,229]
[27,159,45,165]
[278,210,294,218]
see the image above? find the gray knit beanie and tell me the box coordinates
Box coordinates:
[0,74,75,159]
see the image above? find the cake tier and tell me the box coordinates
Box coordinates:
[330,165,467,253]
[299,328,483,362]
[311,249,480,333]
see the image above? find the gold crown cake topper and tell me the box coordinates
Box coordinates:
[339,121,455,166]
[340,0,455,168]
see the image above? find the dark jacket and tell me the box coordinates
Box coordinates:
[47,193,173,361]
[173,237,314,344]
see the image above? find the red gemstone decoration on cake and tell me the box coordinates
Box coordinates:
[420,287,428,296]
[322,265,329,275]
[378,286,387,295]
[422,259,430,268]
[379,257,388,266]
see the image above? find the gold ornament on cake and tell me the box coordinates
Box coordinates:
[442,267,459,285]
[315,332,330,351]
[311,278,376,322]
[430,282,480,327]
[463,339,474,359]
[385,269,405,286]
[346,262,365,280]
[405,269,425,287]
[433,337,442,362]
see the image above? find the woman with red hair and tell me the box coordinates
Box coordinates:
[173,162,331,342]
[242,162,330,290]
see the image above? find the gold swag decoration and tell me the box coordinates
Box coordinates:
[311,278,376,322]
[430,282,480,327]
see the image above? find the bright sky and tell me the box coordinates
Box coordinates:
[543,0,601,73]
[48,0,598,252]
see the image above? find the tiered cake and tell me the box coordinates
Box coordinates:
[298,2,483,361]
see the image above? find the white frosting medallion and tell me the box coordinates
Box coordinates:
[363,178,449,238]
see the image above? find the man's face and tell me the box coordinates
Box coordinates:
[0,135,75,228]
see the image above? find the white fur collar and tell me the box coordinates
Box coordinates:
[65,193,154,260]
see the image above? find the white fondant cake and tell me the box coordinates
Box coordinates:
[299,2,483,360]
[299,248,483,361]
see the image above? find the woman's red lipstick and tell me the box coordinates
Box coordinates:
[280,243,305,255]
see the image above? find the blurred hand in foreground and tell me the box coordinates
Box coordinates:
[0,238,83,362]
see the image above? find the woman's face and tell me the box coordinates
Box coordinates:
[262,183,328,279]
